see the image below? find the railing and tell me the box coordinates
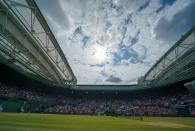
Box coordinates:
[141,26,195,86]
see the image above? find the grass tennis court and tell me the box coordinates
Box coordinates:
[0,113,195,131]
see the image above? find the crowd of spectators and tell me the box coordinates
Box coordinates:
[0,81,194,116]
[0,82,56,103]
[44,94,194,116]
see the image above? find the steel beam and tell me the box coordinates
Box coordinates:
[0,0,77,87]
[141,26,195,87]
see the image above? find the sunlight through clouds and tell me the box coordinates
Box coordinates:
[37,0,195,85]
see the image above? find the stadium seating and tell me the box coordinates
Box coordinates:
[0,81,194,116]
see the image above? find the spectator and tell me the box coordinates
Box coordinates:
[0,81,194,116]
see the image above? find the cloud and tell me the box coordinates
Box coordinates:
[106,75,122,83]
[82,36,91,49]
[138,0,150,12]
[36,0,70,30]
[156,0,176,13]
[90,64,105,67]
[124,13,132,25]
[113,42,143,65]
[127,30,140,47]
[36,0,194,85]
[73,26,82,37]
[154,0,195,42]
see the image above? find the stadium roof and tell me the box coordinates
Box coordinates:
[36,0,195,85]
[0,0,77,87]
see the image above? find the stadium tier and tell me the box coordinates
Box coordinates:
[0,80,195,116]
[0,0,195,121]
[1,0,195,130]
[0,0,76,87]
[185,80,195,96]
[0,0,195,90]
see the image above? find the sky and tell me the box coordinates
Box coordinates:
[37,0,195,85]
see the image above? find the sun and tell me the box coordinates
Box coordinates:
[93,45,107,62]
